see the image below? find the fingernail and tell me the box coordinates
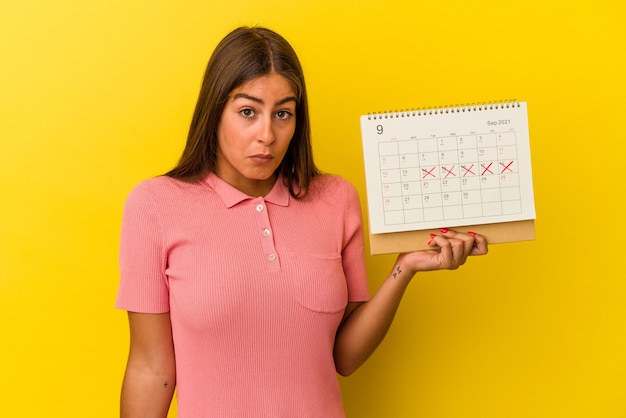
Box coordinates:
[429,233,436,238]
[439,228,449,233]
[467,231,477,236]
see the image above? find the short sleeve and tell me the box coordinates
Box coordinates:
[340,179,370,302]
[115,182,170,313]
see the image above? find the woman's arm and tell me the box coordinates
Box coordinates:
[120,312,176,418]
[334,229,488,376]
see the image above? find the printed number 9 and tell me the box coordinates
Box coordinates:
[376,125,383,135]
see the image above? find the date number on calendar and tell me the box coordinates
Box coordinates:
[488,119,511,126]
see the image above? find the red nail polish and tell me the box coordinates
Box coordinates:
[429,233,436,238]
[467,231,477,236]
[439,228,449,233]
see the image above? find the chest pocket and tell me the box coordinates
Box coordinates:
[286,251,348,313]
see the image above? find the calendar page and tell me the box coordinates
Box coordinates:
[360,101,536,235]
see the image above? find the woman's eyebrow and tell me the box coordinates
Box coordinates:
[232,93,297,106]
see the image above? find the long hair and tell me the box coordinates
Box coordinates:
[166,26,319,197]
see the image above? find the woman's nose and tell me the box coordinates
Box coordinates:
[256,116,275,144]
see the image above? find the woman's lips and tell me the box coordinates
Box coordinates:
[249,154,274,164]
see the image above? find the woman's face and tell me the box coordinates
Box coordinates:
[215,73,297,197]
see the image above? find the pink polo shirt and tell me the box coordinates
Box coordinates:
[116,173,370,417]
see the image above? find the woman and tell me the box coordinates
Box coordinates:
[116,26,487,417]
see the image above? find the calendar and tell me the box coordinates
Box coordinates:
[360,101,536,235]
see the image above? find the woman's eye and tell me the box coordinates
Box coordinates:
[275,110,293,120]
[240,108,255,118]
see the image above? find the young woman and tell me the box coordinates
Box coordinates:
[116,26,488,417]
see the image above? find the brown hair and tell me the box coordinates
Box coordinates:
[166,26,319,197]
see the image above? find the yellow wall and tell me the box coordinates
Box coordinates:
[1,1,624,417]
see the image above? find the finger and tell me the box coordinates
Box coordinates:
[449,237,469,268]
[440,228,475,261]
[467,231,488,255]
[435,229,472,267]
[428,232,456,269]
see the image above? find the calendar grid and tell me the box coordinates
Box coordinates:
[378,131,522,227]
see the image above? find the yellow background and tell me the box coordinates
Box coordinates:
[1,0,625,417]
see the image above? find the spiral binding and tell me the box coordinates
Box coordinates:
[366,99,520,120]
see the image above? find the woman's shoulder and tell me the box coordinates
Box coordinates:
[126,175,208,204]
[308,174,359,201]
[135,175,206,191]
[310,173,349,190]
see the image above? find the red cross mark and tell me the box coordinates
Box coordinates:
[481,162,494,175]
[461,164,475,176]
[421,167,436,179]
[500,161,514,173]
[442,165,456,178]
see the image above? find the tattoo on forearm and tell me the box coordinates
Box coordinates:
[163,381,169,388]
[392,266,402,279]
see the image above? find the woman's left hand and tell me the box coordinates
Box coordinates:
[398,228,488,275]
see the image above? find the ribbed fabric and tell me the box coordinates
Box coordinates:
[116,173,370,417]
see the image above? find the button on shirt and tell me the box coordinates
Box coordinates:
[210,175,290,271]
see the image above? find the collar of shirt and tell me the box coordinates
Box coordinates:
[203,172,291,209]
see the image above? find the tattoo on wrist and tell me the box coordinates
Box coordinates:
[392,266,402,279]
[163,381,169,388]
